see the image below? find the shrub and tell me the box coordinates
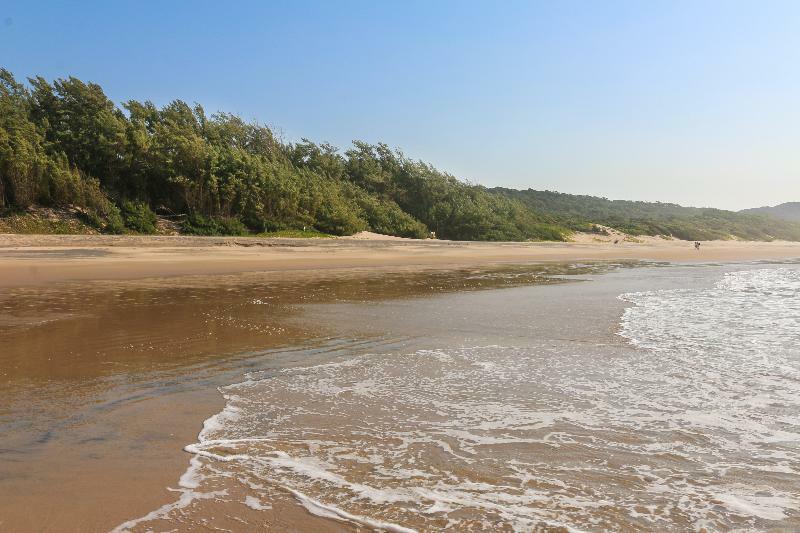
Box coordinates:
[121,201,158,234]
[313,197,367,235]
[183,214,248,236]
[356,195,428,238]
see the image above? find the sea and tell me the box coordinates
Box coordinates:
[112,263,800,532]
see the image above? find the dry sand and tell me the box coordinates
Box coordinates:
[1,233,799,288]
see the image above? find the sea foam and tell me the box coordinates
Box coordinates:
[116,267,800,532]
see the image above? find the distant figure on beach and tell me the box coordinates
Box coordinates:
[694,241,701,250]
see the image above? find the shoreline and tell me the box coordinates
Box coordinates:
[0,262,596,532]
[2,233,800,288]
[3,235,799,530]
[115,261,771,531]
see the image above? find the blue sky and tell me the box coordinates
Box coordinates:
[2,0,799,209]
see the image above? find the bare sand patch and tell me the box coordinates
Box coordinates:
[0,234,799,288]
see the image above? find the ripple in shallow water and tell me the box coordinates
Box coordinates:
[120,267,800,532]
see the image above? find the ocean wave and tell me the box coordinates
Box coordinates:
[118,268,800,532]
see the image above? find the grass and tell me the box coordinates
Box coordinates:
[255,228,334,238]
[0,209,98,235]
[0,207,338,238]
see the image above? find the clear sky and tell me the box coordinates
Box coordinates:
[2,0,799,210]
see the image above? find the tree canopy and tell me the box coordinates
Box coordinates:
[0,69,568,240]
[494,188,800,241]
[1,69,797,242]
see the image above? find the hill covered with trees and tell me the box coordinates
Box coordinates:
[2,69,798,242]
[492,189,800,241]
[740,202,800,223]
[0,69,565,241]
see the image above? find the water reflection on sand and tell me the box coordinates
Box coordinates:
[0,262,625,532]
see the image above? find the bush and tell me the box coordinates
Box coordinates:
[242,214,294,233]
[183,214,248,236]
[527,223,568,241]
[356,195,429,238]
[75,204,124,234]
[102,206,126,234]
[121,201,158,234]
[313,197,367,235]
[258,228,332,238]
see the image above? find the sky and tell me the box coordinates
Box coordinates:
[2,0,799,210]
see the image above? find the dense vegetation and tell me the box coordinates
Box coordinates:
[1,69,798,241]
[494,189,800,241]
[740,202,800,223]
[0,69,566,241]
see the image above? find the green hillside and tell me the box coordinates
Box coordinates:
[740,202,800,223]
[2,69,799,242]
[0,69,566,241]
[492,188,800,241]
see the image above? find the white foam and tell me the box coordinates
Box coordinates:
[111,456,227,532]
[117,266,800,531]
[713,488,795,521]
[243,495,271,511]
[288,487,417,533]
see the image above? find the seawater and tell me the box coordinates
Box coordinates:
[117,266,800,532]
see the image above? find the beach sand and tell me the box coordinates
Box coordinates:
[0,262,594,532]
[1,235,799,531]
[1,233,800,288]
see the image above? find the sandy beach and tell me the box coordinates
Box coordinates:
[7,3,800,529]
[2,235,800,531]
[2,233,800,287]
[0,260,600,532]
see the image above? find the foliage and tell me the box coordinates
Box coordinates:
[494,189,800,242]
[121,201,158,234]
[0,69,123,232]
[0,69,574,240]
[0,207,98,234]
[256,228,333,238]
[741,202,800,223]
[2,69,799,241]
[183,214,248,236]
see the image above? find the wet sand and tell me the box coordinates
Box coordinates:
[109,261,800,532]
[1,263,607,532]
[1,233,800,287]
[2,235,799,531]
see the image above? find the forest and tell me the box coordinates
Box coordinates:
[740,202,800,223]
[2,69,798,242]
[494,189,800,241]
